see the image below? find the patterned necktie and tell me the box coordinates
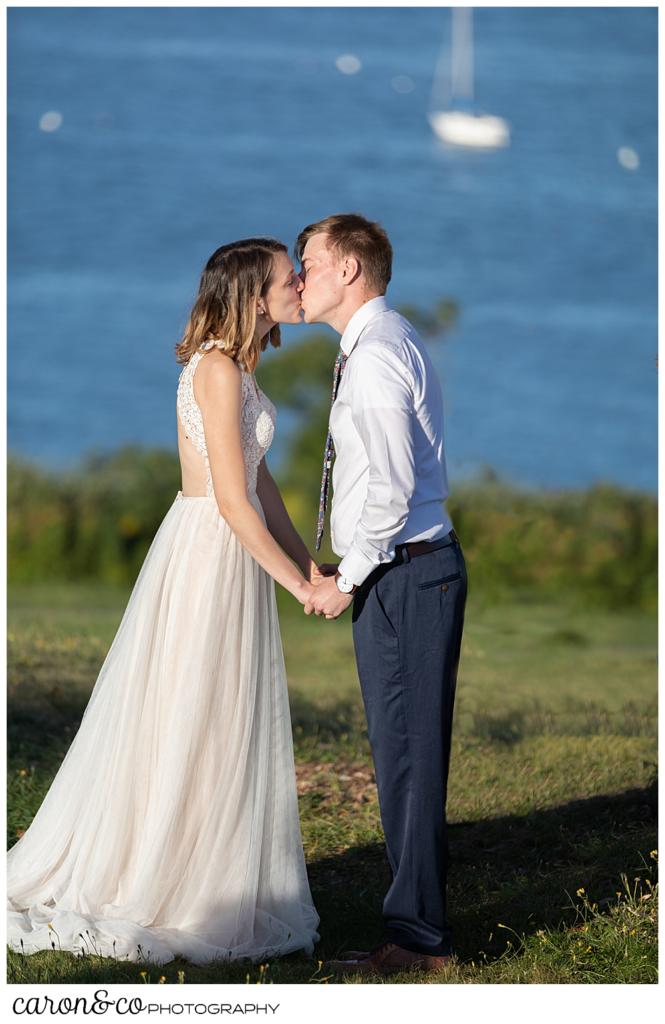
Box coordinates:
[315,349,348,551]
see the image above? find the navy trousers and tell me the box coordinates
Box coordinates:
[351,534,467,956]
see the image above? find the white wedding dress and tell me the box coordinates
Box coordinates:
[7,346,320,966]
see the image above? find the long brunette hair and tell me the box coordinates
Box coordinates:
[175,238,286,371]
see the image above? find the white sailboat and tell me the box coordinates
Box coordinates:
[428,7,510,149]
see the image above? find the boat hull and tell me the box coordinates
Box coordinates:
[429,110,510,149]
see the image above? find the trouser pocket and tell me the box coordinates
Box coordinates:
[417,572,462,591]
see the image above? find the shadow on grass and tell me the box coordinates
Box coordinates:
[9,783,654,984]
[308,782,658,964]
[7,688,657,981]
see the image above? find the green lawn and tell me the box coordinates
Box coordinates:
[6,584,657,984]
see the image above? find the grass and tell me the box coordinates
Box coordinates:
[6,583,658,984]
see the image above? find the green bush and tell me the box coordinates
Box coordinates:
[7,449,656,609]
[8,449,182,585]
[449,475,657,611]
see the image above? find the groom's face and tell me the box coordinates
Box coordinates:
[299,233,343,325]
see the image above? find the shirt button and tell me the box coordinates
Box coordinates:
[441,583,449,592]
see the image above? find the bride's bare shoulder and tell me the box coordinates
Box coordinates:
[196,349,242,393]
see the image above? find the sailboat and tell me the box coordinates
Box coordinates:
[428,7,510,149]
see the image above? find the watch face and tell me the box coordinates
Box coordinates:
[337,576,354,593]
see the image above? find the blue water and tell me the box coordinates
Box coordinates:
[8,7,657,491]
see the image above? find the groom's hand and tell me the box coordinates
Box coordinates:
[303,576,353,620]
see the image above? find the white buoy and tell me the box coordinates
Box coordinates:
[617,146,640,171]
[39,111,63,132]
[335,54,362,75]
[392,75,415,94]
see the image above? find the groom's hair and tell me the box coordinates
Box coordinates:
[294,213,392,294]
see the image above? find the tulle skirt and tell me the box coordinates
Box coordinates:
[7,492,319,966]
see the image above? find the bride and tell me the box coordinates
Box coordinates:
[7,238,322,967]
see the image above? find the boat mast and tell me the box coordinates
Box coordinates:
[429,7,474,113]
[451,7,474,103]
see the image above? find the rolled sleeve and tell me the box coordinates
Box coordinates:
[337,346,416,586]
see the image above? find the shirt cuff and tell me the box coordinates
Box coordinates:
[338,546,388,588]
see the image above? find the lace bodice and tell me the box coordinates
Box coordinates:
[176,345,276,498]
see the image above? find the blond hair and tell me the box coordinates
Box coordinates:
[175,238,287,371]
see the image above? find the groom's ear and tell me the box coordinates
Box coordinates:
[341,255,361,285]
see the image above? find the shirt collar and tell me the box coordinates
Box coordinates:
[340,295,390,356]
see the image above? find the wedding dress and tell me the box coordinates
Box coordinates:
[7,345,320,966]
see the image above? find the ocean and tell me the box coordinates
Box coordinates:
[8,6,658,491]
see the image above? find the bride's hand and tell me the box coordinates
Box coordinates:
[294,579,316,606]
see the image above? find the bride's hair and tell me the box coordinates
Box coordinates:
[175,238,287,370]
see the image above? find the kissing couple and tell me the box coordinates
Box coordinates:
[7,213,467,978]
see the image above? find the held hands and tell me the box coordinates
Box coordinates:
[303,575,353,620]
[293,560,339,611]
[297,558,352,619]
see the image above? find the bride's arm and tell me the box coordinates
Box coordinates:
[196,354,314,605]
[256,459,319,582]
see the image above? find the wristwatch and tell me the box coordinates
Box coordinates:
[335,573,357,595]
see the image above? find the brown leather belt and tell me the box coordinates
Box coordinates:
[396,529,459,561]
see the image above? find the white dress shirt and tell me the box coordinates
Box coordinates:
[331,295,454,587]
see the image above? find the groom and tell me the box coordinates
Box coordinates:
[296,213,467,976]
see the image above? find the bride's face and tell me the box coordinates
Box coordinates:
[262,251,304,325]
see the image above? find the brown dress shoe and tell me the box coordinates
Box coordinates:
[329,941,451,977]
